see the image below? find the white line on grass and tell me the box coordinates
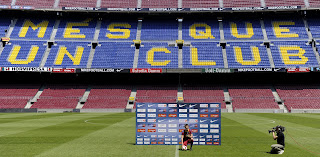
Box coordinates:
[223,120,275,126]
[175,145,179,157]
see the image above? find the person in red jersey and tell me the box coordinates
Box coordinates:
[181,124,193,150]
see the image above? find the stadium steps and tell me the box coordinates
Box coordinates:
[178,19,183,68]
[50,20,61,41]
[96,0,101,7]
[133,19,142,68]
[40,47,52,67]
[53,0,59,8]
[86,20,101,68]
[11,0,16,5]
[270,86,288,113]
[304,18,320,66]
[219,20,228,68]
[303,18,313,40]
[266,45,275,68]
[219,0,223,7]
[76,86,91,109]
[260,19,268,41]
[223,87,233,112]
[304,0,310,7]
[177,85,183,102]
[6,19,17,38]
[261,0,266,7]
[311,41,320,66]
[178,0,182,8]
[25,84,46,109]
[137,0,142,8]
[126,87,137,110]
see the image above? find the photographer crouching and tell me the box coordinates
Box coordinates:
[269,125,285,154]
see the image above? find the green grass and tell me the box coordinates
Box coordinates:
[0,113,319,157]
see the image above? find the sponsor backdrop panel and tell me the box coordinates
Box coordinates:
[136,103,221,145]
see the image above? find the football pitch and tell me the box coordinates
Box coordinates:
[0,113,319,157]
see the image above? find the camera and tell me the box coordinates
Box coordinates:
[268,125,285,134]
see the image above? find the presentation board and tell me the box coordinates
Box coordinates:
[136,103,221,145]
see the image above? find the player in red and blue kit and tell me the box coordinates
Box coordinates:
[181,124,193,150]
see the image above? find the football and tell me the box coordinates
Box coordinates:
[182,145,187,150]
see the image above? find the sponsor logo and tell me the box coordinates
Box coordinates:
[189,119,198,123]
[144,142,150,145]
[200,120,207,123]
[200,135,205,138]
[172,138,178,141]
[151,135,157,138]
[158,135,165,138]
[148,104,155,108]
[158,114,167,117]
[168,124,177,127]
[179,129,184,132]
[210,104,220,108]
[148,124,156,127]
[148,129,156,132]
[213,139,220,142]
[137,119,146,122]
[130,68,162,73]
[137,138,143,141]
[189,104,197,108]
[206,135,213,138]
[189,114,198,117]
[179,104,187,107]
[168,129,177,132]
[200,104,208,108]
[200,109,209,113]
[179,124,185,127]
[165,142,171,145]
[200,114,209,118]
[191,129,198,133]
[151,142,157,144]
[211,119,218,123]
[214,142,220,145]
[158,109,166,112]
[158,104,167,107]
[189,109,198,113]
[199,142,206,145]
[179,119,188,123]
[148,119,156,122]
[158,124,167,127]
[207,142,213,145]
[137,135,142,138]
[179,114,187,117]
[148,109,156,112]
[179,109,187,112]
[137,129,145,132]
[193,138,198,141]
[169,114,177,117]
[213,135,220,138]
[169,119,175,122]
[190,124,198,128]
[193,142,199,145]
[137,114,146,117]
[168,104,177,107]
[137,104,144,108]
[148,114,156,117]
[200,129,208,133]
[210,124,219,128]
[210,114,219,118]
[158,119,165,123]
[211,109,220,113]
[158,142,164,144]
[158,129,166,132]
[172,142,178,144]
[200,138,206,141]
[137,124,146,127]
[210,129,219,133]
[165,138,171,141]
[137,109,146,112]
[137,142,143,144]
[144,135,149,138]
[168,109,177,112]
[200,124,208,128]
[207,138,213,141]
[165,135,170,138]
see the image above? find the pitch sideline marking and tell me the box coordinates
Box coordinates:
[175,145,179,157]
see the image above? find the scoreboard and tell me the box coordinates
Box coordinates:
[136,103,221,145]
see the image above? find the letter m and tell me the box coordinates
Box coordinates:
[19,20,49,38]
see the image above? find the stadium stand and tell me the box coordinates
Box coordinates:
[135,85,177,104]
[58,0,97,8]
[31,84,86,109]
[0,84,40,108]
[275,85,320,111]
[44,41,91,68]
[307,18,320,38]
[270,41,319,68]
[9,18,55,40]
[183,85,226,109]
[55,18,96,40]
[140,19,178,41]
[182,0,220,8]
[100,0,137,8]
[83,85,132,109]
[141,0,178,8]
[223,0,261,8]
[138,42,179,68]
[182,42,224,68]
[98,20,137,41]
[222,18,264,40]
[264,0,305,7]
[15,0,55,9]
[0,18,11,37]
[226,42,270,68]
[91,42,135,68]
[182,19,220,41]
[0,40,47,67]
[228,86,279,109]
[309,0,320,7]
